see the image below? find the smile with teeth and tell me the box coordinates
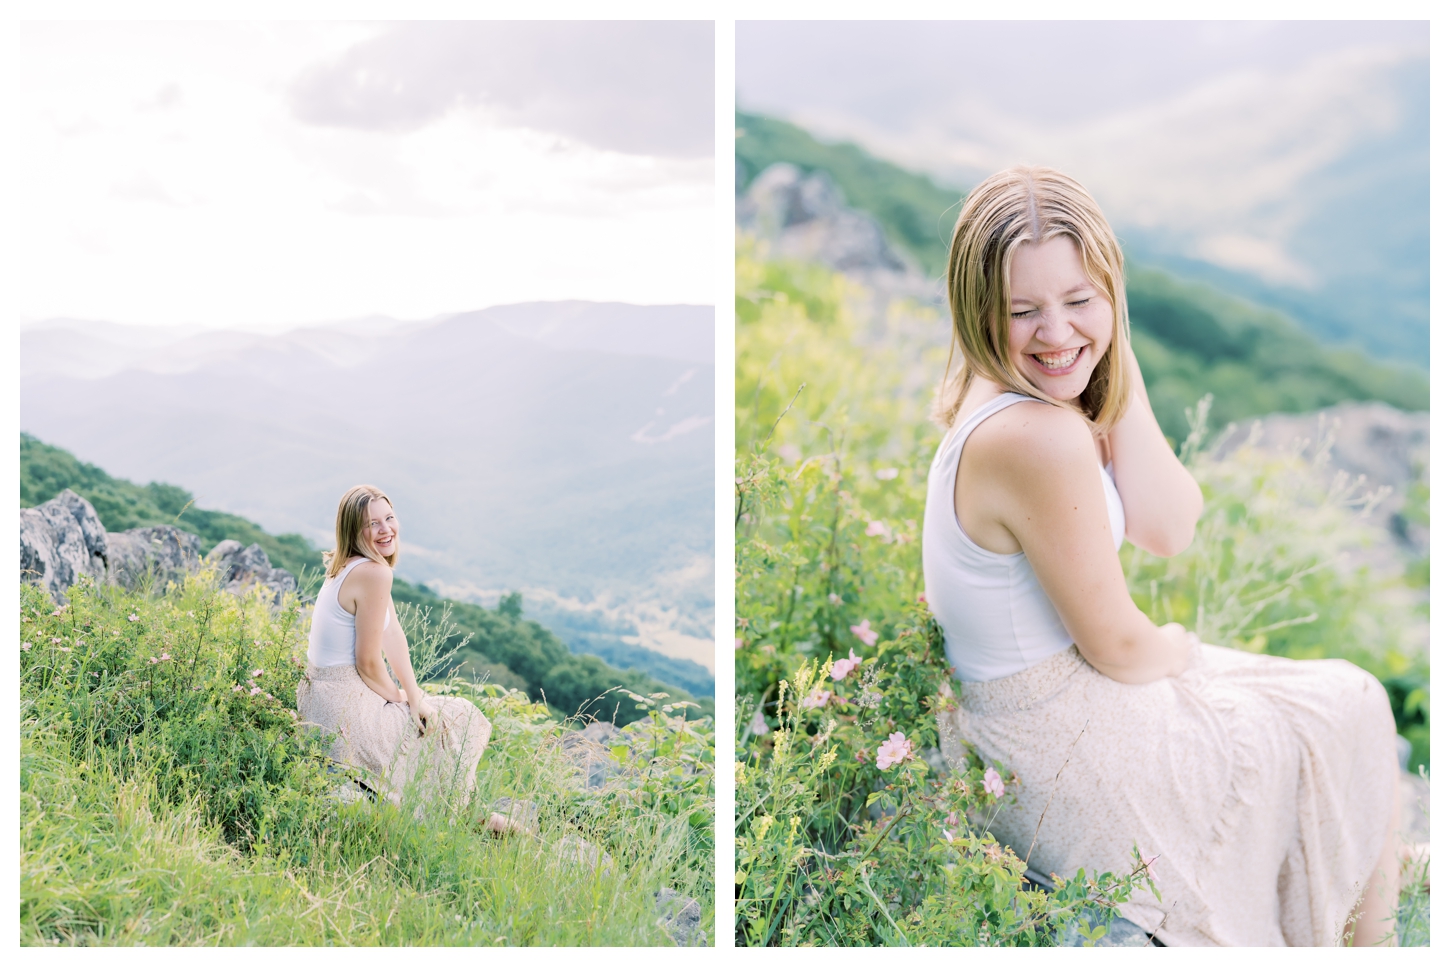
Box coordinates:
[1032,346,1083,371]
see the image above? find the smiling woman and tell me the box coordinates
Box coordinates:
[925,166,1401,946]
[296,484,520,833]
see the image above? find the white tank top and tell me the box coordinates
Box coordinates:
[922,392,1125,683]
[307,557,392,668]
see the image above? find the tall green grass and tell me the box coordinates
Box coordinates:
[20,571,713,946]
[734,247,1429,946]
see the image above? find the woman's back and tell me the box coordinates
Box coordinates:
[923,392,1124,683]
[308,557,376,667]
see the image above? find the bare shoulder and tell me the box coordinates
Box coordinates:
[341,559,393,598]
[968,400,1099,486]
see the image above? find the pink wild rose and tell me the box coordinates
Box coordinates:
[802,688,831,709]
[830,649,863,680]
[982,766,1006,799]
[749,711,769,736]
[876,731,912,770]
[249,686,262,696]
[864,520,888,538]
[1143,853,1160,882]
[850,620,879,647]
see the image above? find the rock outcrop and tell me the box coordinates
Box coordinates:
[20,490,298,605]
[206,539,298,605]
[106,526,202,591]
[738,163,910,275]
[19,489,109,599]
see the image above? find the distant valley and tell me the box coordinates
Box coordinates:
[21,301,715,678]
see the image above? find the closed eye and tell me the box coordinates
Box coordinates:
[1068,298,1091,307]
[1010,308,1036,319]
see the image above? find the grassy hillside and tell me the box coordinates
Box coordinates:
[735,111,1429,442]
[20,434,712,724]
[20,574,713,945]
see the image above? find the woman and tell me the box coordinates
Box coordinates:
[923,167,1400,946]
[297,485,494,817]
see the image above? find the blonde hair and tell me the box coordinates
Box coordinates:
[323,484,397,578]
[935,165,1132,435]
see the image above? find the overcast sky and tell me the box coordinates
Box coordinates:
[738,20,1427,290]
[16,21,714,331]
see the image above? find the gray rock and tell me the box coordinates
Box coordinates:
[18,491,299,607]
[738,163,909,274]
[557,720,626,789]
[205,539,298,605]
[20,489,109,599]
[106,526,201,591]
[552,833,614,873]
[654,887,703,946]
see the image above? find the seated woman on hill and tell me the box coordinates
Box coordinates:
[297,484,518,831]
[923,166,1400,946]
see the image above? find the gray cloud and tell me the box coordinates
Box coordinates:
[290,21,713,157]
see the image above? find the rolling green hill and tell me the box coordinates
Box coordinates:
[736,111,1428,442]
[20,434,712,722]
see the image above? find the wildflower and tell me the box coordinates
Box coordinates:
[233,684,243,692]
[827,593,841,605]
[250,686,262,696]
[1143,854,1160,882]
[251,668,264,678]
[875,467,899,480]
[51,638,62,644]
[750,711,769,736]
[51,609,63,617]
[830,649,863,680]
[876,732,912,770]
[160,653,171,661]
[734,637,744,650]
[942,828,955,843]
[777,443,802,464]
[982,766,1006,799]
[128,614,139,622]
[917,594,928,604]
[864,520,888,538]
[947,811,959,827]
[850,619,879,647]
[22,642,31,651]
[802,688,831,709]
[149,657,159,664]
[58,647,72,653]
[265,693,274,700]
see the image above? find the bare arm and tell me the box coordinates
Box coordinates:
[971,404,1194,684]
[348,564,406,703]
[1106,343,1203,557]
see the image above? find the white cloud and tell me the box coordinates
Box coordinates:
[14,21,713,330]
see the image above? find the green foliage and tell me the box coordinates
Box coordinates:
[21,573,713,945]
[735,112,1429,447]
[389,580,712,725]
[735,246,1429,946]
[20,433,320,579]
[1127,268,1428,443]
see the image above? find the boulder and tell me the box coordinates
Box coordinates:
[738,163,909,274]
[556,720,625,789]
[654,887,704,946]
[205,539,298,605]
[19,489,109,599]
[106,526,202,591]
[19,491,299,606]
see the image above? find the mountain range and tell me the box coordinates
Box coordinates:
[20,301,715,676]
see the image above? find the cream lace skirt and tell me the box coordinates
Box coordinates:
[938,643,1397,946]
[297,664,492,811]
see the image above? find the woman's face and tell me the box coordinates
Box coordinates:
[1006,234,1115,404]
[360,498,399,558]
